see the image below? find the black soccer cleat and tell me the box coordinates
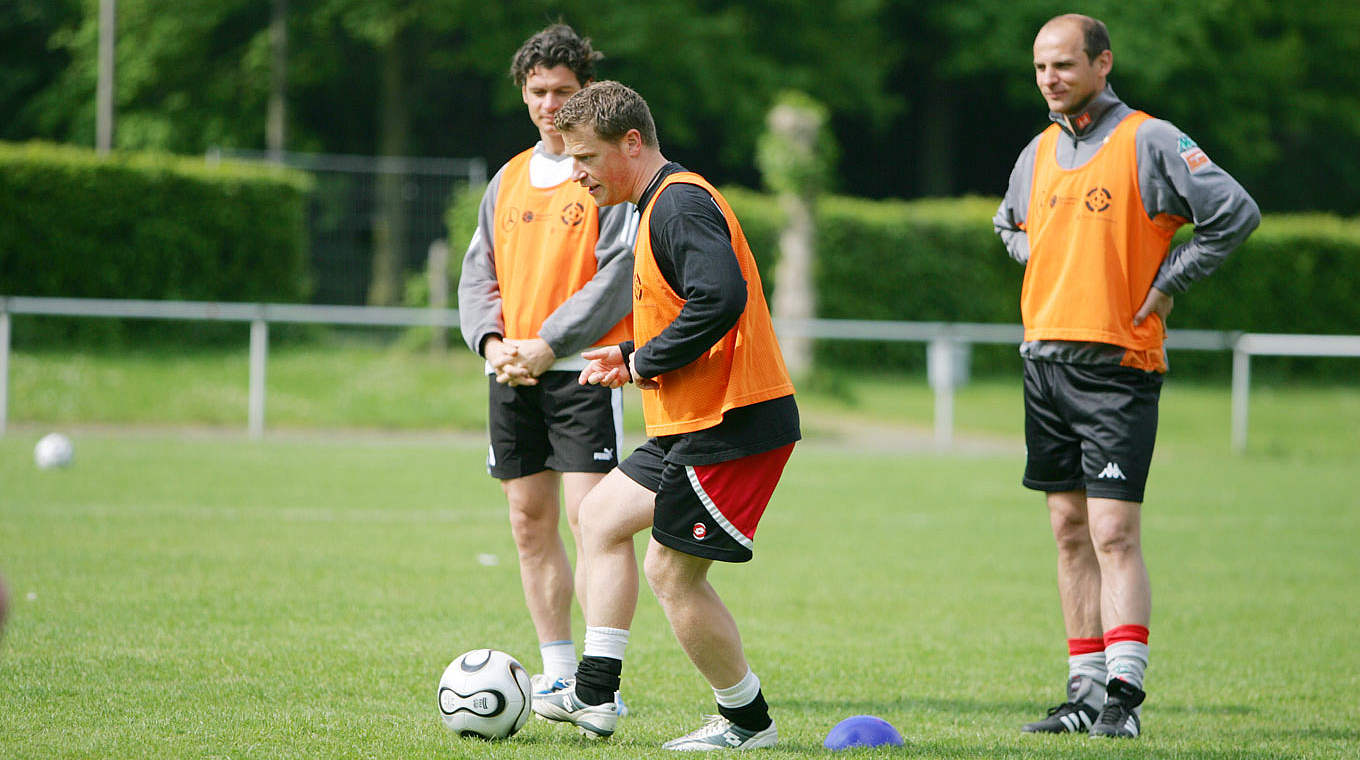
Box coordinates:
[1021,675,1103,734]
[1090,678,1145,739]
[1022,700,1099,733]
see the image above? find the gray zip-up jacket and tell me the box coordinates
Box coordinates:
[993,86,1260,366]
[457,143,636,369]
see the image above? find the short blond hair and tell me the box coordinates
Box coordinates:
[554,80,658,147]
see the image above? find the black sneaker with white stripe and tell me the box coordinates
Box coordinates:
[1089,678,1145,739]
[1021,675,1102,734]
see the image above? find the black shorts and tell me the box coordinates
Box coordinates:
[1022,359,1163,503]
[619,437,794,563]
[486,372,621,479]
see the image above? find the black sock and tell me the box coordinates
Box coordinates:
[574,655,621,706]
[718,689,771,732]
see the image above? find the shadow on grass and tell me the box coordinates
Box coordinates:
[465,697,1345,758]
[782,694,1259,718]
[476,715,1353,759]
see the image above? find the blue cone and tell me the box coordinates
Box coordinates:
[823,715,905,750]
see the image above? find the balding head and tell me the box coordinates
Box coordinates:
[1032,14,1113,115]
[1038,14,1111,62]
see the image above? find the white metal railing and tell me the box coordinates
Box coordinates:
[1,296,459,440]
[1229,333,1360,452]
[2,296,1355,451]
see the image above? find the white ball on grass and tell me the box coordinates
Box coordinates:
[34,433,75,470]
[437,649,532,740]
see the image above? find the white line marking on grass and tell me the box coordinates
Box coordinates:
[50,503,502,524]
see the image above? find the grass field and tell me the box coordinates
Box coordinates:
[7,342,1359,456]
[2,345,1359,758]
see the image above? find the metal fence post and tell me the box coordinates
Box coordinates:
[1,306,9,437]
[428,238,449,355]
[249,317,268,439]
[1231,341,1251,454]
[928,338,955,449]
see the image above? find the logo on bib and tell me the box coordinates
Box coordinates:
[561,201,586,227]
[1084,187,1112,212]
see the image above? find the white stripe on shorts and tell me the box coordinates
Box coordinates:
[684,465,753,550]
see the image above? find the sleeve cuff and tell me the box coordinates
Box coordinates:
[477,333,502,357]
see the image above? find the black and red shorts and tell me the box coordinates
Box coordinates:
[619,438,795,563]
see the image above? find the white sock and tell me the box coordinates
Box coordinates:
[583,626,630,662]
[1068,651,1107,682]
[1066,674,1106,710]
[713,668,761,709]
[539,639,576,682]
[1106,640,1149,690]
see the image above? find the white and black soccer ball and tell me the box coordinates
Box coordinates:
[34,433,74,470]
[437,648,532,740]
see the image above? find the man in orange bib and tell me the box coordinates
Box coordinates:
[994,14,1259,739]
[457,24,633,700]
[532,81,799,751]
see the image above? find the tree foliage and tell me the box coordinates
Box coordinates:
[2,0,1358,212]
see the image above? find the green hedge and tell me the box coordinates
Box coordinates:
[725,192,1360,376]
[0,141,312,345]
[724,190,1022,372]
[1169,214,1360,333]
[447,185,1360,376]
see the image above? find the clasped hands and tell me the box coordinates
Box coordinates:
[485,336,555,386]
[487,337,658,390]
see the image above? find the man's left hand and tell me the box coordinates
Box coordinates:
[1133,286,1173,327]
[503,337,556,378]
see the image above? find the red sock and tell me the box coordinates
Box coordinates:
[1103,624,1149,647]
[1067,637,1105,656]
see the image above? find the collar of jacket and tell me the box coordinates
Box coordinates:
[1049,85,1124,139]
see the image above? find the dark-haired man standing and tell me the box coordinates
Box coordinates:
[457,24,633,700]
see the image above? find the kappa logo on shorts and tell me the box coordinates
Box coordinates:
[1098,461,1127,480]
[692,522,708,540]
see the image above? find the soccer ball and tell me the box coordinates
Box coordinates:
[437,648,532,740]
[34,433,75,469]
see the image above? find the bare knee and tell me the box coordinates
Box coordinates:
[575,470,657,555]
[504,481,559,552]
[1089,520,1140,557]
[508,511,556,560]
[642,549,672,597]
[1048,492,1091,553]
[1087,503,1142,558]
[576,488,610,540]
[643,545,700,603]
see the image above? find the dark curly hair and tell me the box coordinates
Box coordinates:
[510,24,603,88]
